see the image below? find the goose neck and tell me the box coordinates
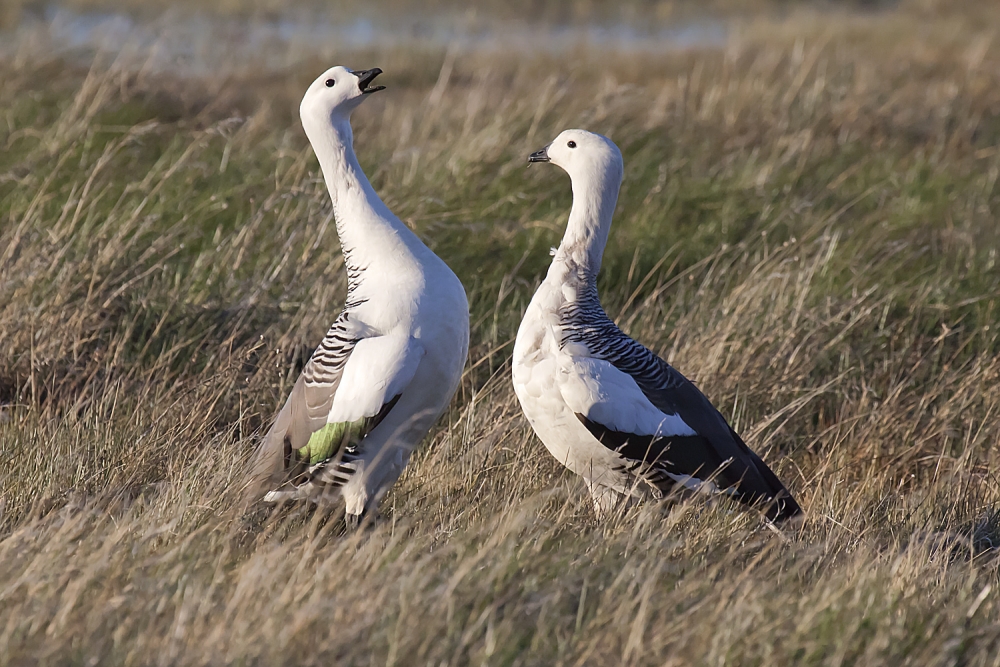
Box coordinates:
[309,117,412,268]
[553,170,620,277]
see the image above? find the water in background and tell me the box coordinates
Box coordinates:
[1,4,727,75]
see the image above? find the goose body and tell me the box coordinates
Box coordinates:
[513,130,800,521]
[247,67,469,524]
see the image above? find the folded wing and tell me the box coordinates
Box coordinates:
[246,316,424,502]
[557,348,801,521]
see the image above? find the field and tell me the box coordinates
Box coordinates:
[3,0,1000,664]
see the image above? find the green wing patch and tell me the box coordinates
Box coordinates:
[299,420,364,464]
[296,394,402,467]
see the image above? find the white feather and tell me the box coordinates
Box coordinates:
[555,355,696,437]
[327,335,424,424]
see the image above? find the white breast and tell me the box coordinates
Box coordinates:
[512,283,629,492]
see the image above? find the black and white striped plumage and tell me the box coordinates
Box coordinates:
[512,129,800,522]
[302,313,359,386]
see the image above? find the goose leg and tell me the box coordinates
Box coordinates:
[585,478,629,520]
[342,444,410,522]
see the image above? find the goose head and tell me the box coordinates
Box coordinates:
[529,129,623,188]
[300,65,385,134]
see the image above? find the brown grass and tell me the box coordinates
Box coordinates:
[2,2,1000,664]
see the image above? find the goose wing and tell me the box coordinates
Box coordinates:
[246,315,423,501]
[557,343,801,521]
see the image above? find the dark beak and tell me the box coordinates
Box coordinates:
[354,68,385,94]
[528,145,551,163]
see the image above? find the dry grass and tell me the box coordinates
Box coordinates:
[3,2,1000,664]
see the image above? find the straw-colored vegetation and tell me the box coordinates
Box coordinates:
[2,1,1000,664]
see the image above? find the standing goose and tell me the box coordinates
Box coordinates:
[247,66,469,526]
[513,130,800,522]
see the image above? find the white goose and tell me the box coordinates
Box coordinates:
[247,67,469,527]
[513,129,801,522]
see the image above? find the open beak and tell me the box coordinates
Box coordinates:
[354,68,386,94]
[528,145,551,163]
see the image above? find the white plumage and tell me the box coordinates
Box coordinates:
[557,355,698,438]
[513,129,800,522]
[247,66,469,525]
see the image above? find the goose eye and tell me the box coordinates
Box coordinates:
[325,79,335,88]
[567,140,577,148]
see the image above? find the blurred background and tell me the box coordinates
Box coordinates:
[0,1,938,81]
